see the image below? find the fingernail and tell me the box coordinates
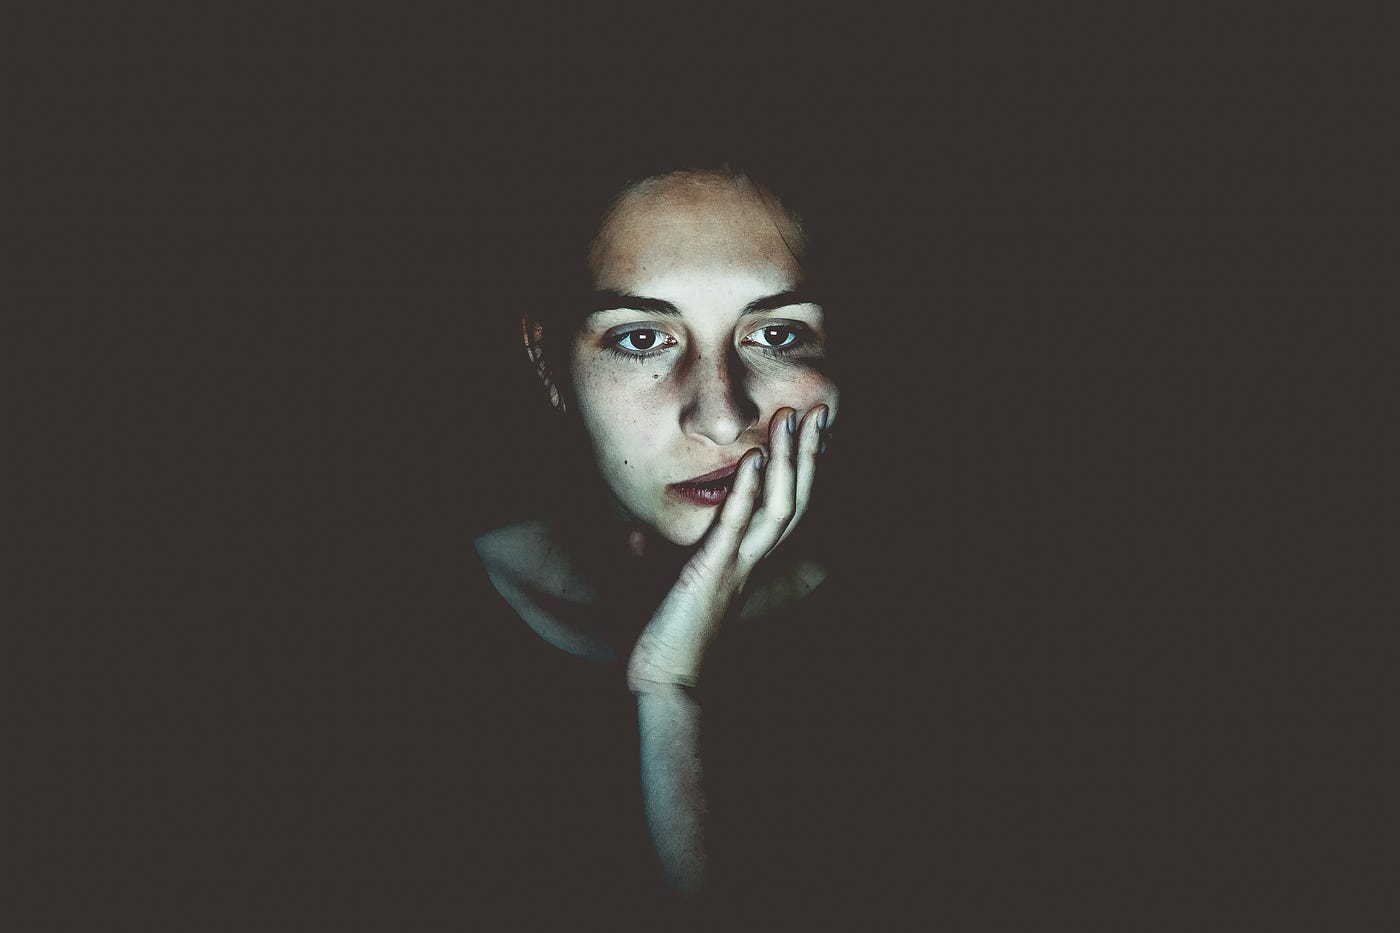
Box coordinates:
[786,410,797,434]
[817,407,828,432]
[753,452,765,470]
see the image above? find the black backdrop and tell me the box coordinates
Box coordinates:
[12,7,1392,930]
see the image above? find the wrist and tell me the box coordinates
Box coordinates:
[628,678,701,706]
[626,637,703,695]
[627,596,731,694]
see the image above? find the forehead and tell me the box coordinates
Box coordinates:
[587,174,806,292]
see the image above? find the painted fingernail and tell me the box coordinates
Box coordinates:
[786,410,797,434]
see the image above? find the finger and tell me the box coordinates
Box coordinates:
[740,408,799,565]
[700,447,765,562]
[774,404,827,551]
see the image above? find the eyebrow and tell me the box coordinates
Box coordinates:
[587,287,818,319]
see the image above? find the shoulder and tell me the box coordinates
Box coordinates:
[738,557,829,620]
[474,520,551,582]
[475,520,589,591]
[473,521,611,659]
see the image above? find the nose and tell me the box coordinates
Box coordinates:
[678,348,758,447]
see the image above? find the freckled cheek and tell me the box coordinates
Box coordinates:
[575,372,680,480]
[753,371,841,423]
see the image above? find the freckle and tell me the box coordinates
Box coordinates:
[652,373,659,380]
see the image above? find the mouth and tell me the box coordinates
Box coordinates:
[667,463,740,508]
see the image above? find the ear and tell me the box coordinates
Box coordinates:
[521,315,567,414]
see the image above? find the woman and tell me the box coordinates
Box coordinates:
[471,161,874,916]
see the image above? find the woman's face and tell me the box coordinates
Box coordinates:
[567,173,840,547]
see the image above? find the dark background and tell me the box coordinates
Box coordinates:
[11,7,1393,929]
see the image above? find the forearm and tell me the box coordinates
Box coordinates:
[624,410,821,896]
[635,685,707,896]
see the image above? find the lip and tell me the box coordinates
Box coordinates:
[667,462,741,508]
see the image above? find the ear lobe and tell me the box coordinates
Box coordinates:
[521,316,567,414]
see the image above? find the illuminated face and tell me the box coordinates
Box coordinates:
[568,172,840,547]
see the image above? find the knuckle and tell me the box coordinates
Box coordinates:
[758,514,791,540]
[736,541,765,567]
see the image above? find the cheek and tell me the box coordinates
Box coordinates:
[753,369,840,420]
[573,367,677,472]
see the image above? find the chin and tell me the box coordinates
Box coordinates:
[649,509,715,549]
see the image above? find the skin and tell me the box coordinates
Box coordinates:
[572,171,838,549]
[477,171,837,897]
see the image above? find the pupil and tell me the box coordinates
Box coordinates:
[766,327,787,344]
[631,331,655,350]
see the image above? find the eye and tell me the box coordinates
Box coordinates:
[743,324,802,350]
[606,327,676,359]
[617,329,661,352]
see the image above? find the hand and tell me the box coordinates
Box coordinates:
[626,403,829,693]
